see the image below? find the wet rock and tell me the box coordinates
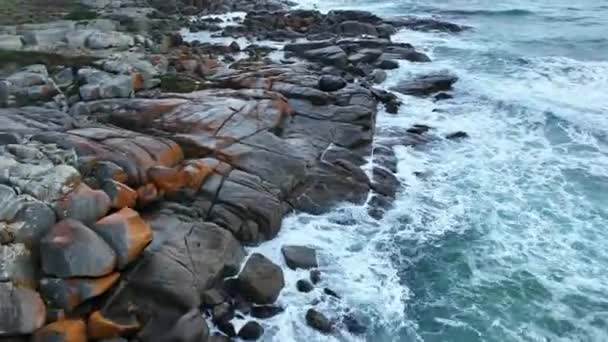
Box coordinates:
[39,273,120,311]
[87,310,140,340]
[373,145,398,173]
[318,75,346,92]
[377,58,399,70]
[396,17,468,33]
[0,244,37,288]
[446,131,469,140]
[40,219,117,278]
[371,166,400,198]
[406,124,433,135]
[310,269,321,284]
[390,71,458,96]
[32,319,86,342]
[216,320,237,338]
[250,305,284,319]
[56,183,111,225]
[343,314,367,335]
[281,245,318,270]
[238,321,264,340]
[92,207,153,269]
[434,92,453,101]
[0,283,46,335]
[212,303,233,323]
[367,194,393,220]
[382,46,431,62]
[305,308,333,333]
[296,279,314,293]
[209,335,231,342]
[160,309,209,342]
[101,180,138,209]
[323,288,341,299]
[238,253,285,304]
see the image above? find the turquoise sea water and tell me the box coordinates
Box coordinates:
[253,1,608,341]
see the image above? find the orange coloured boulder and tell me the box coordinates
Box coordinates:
[93,208,153,269]
[102,180,138,209]
[147,166,187,194]
[135,184,159,207]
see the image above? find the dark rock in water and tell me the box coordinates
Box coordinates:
[212,302,233,323]
[229,41,241,52]
[281,245,318,270]
[238,321,264,340]
[232,295,252,315]
[297,279,314,293]
[390,71,458,96]
[161,309,209,342]
[238,253,285,304]
[407,124,433,135]
[327,10,382,24]
[0,80,9,107]
[446,131,469,140]
[216,320,237,337]
[323,288,341,299]
[310,269,322,284]
[40,219,117,278]
[377,58,399,70]
[348,48,383,65]
[382,46,431,62]
[318,75,347,92]
[306,308,333,333]
[373,145,398,173]
[343,314,367,335]
[434,92,453,101]
[371,166,401,198]
[367,194,393,220]
[395,17,468,33]
[251,305,284,319]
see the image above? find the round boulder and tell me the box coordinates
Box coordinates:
[238,321,264,340]
[305,308,333,333]
[237,253,285,304]
[296,279,314,293]
[40,219,117,278]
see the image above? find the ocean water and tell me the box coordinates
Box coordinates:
[247,1,608,341]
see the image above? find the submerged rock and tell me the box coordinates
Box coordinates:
[238,321,264,340]
[306,308,333,333]
[296,279,314,293]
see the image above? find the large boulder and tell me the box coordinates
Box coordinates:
[154,309,210,342]
[0,283,46,335]
[318,75,346,92]
[306,309,333,333]
[281,245,318,270]
[92,208,153,269]
[86,31,134,50]
[303,46,348,68]
[390,71,458,96]
[40,219,117,278]
[237,253,285,304]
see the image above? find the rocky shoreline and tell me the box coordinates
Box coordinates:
[0,1,465,341]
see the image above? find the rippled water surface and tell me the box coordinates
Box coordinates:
[250,1,608,341]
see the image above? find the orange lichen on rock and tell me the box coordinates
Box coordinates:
[102,180,138,209]
[32,319,87,342]
[135,183,159,207]
[93,208,153,269]
[87,310,140,340]
[147,165,187,194]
